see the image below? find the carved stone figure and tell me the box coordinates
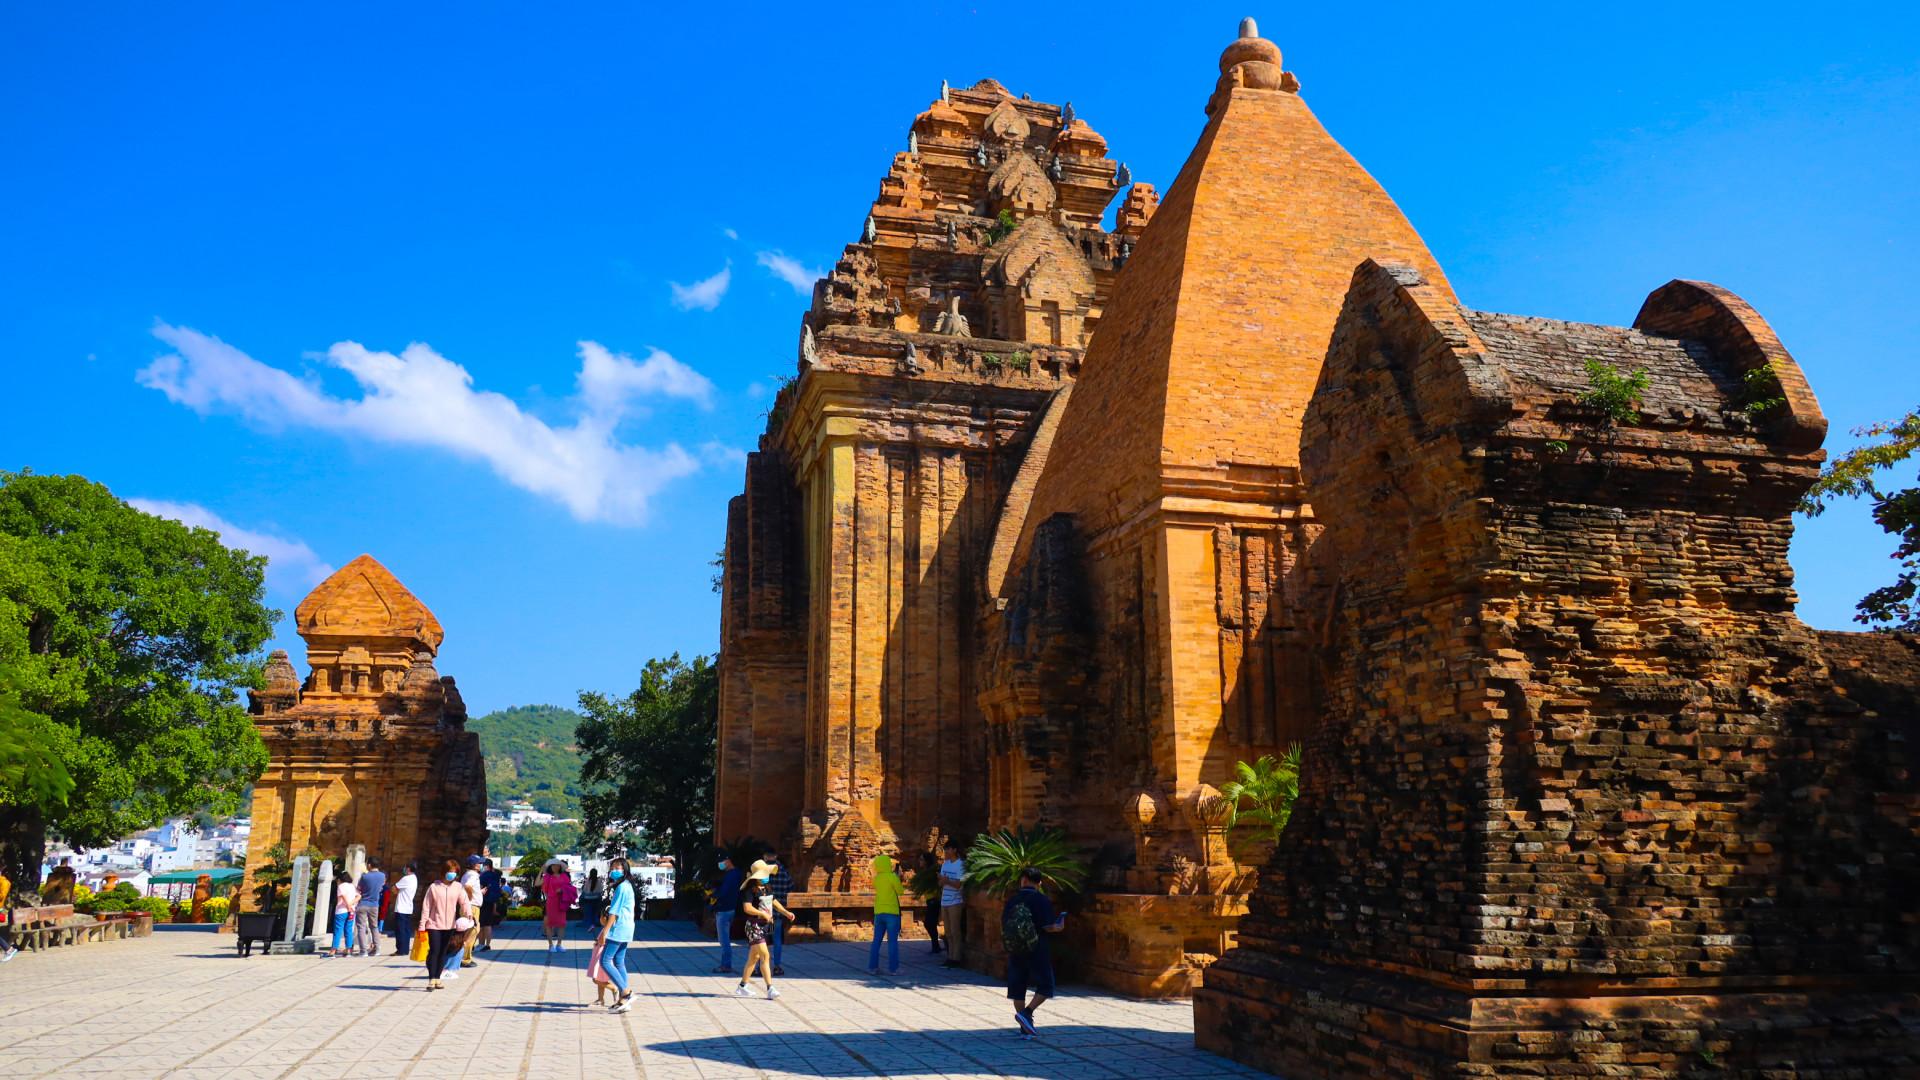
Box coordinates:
[932,295,971,337]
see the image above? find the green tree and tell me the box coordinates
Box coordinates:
[1801,410,1920,628]
[575,653,718,876]
[1219,745,1304,860]
[0,472,278,887]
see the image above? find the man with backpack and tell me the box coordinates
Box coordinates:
[1002,866,1066,1038]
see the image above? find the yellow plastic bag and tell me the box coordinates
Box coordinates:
[410,929,430,962]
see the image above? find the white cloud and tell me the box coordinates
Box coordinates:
[669,264,731,311]
[126,499,334,594]
[575,341,712,410]
[138,324,719,526]
[723,228,739,240]
[755,250,823,295]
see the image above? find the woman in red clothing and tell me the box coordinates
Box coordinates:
[540,860,577,953]
[417,859,475,991]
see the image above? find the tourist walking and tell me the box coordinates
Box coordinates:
[599,857,636,1013]
[579,868,603,929]
[733,879,790,1000]
[0,870,18,962]
[476,858,505,952]
[458,855,483,968]
[709,853,742,974]
[419,859,476,991]
[390,861,418,956]
[867,853,904,976]
[329,872,358,957]
[541,860,576,951]
[354,857,386,957]
[917,851,942,956]
[1002,867,1066,1038]
[939,839,966,968]
[762,849,793,975]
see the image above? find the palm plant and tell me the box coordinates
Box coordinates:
[963,825,1088,899]
[1219,744,1304,860]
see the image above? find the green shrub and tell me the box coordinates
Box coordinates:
[506,905,543,921]
[1741,361,1786,415]
[984,209,1017,245]
[1580,359,1649,424]
[964,825,1088,899]
[1220,746,1305,859]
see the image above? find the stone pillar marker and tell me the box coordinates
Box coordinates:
[310,859,333,940]
[284,855,311,942]
[344,844,366,881]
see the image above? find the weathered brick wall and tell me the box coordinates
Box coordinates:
[1196,259,1920,1078]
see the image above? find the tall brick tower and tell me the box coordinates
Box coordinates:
[716,78,1144,936]
[979,17,1456,994]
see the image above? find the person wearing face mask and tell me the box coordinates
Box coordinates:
[708,854,743,974]
[418,859,476,991]
[599,857,636,1013]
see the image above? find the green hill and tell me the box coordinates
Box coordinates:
[470,704,587,817]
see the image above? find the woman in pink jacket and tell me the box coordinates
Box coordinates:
[418,859,476,991]
[541,861,578,953]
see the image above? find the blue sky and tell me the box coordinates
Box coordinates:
[3,3,1916,714]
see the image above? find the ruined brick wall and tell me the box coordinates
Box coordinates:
[1196,260,1920,1078]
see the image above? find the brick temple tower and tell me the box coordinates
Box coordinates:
[241,555,487,905]
[716,74,1145,935]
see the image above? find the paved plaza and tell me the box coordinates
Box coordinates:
[0,920,1269,1080]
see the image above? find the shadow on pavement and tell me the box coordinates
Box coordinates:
[649,1026,1194,1080]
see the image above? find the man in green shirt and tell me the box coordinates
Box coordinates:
[868,854,904,975]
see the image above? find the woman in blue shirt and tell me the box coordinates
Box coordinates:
[598,857,636,1013]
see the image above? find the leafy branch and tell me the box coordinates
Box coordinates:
[1800,410,1920,629]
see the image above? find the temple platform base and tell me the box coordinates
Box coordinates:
[1195,949,1920,1080]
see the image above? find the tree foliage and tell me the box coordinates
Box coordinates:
[1801,411,1920,629]
[963,825,1088,899]
[0,472,277,886]
[575,653,718,874]
[470,704,587,816]
[1219,745,1304,859]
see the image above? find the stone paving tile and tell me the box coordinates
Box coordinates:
[0,921,1272,1079]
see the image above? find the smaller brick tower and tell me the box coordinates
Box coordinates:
[241,555,487,906]
[1194,261,1920,1078]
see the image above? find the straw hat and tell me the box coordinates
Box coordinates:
[747,859,775,882]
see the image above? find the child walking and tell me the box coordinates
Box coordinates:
[587,935,616,1005]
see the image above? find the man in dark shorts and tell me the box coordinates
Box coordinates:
[1002,866,1065,1038]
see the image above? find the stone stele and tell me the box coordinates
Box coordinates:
[239,555,487,911]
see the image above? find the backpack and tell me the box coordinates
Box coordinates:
[1002,895,1040,957]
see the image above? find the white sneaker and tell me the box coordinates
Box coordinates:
[1,947,16,963]
[732,983,753,997]
[767,986,781,1000]
[442,971,458,982]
